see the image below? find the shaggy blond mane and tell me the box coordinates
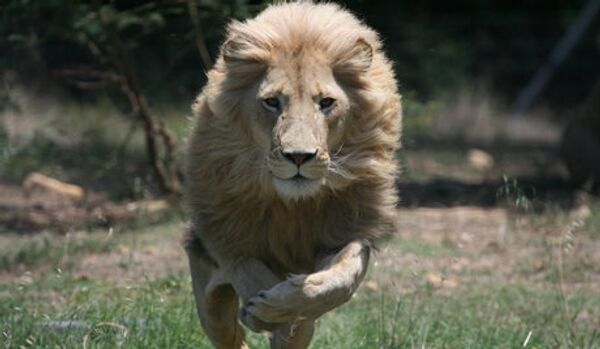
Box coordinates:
[186,1,402,276]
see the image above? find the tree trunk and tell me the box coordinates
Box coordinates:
[95,3,182,196]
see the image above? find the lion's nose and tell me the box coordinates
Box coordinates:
[283,150,317,166]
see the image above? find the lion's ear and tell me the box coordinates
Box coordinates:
[218,23,270,87]
[221,31,269,72]
[333,38,373,77]
[220,34,269,81]
[222,36,253,63]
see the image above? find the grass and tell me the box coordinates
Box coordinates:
[317,286,599,348]
[1,273,213,348]
[1,209,599,349]
[0,232,115,271]
[584,200,600,238]
[2,270,598,348]
[392,238,457,258]
[0,213,185,272]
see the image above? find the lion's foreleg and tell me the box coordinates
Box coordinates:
[242,240,370,324]
[224,257,287,333]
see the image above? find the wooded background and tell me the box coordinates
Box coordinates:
[1,0,599,198]
[2,1,598,106]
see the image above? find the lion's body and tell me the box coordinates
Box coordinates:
[185,2,401,348]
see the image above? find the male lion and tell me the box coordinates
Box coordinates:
[184,2,401,348]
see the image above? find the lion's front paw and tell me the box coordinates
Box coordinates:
[242,272,349,324]
[239,304,281,333]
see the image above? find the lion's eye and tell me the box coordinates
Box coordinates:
[319,97,336,111]
[262,97,280,111]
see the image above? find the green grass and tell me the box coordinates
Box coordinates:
[316,286,600,349]
[2,210,599,348]
[0,272,267,349]
[2,271,598,349]
[0,218,184,272]
[393,237,458,258]
[0,232,115,271]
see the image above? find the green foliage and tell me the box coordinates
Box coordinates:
[1,0,270,103]
[0,132,59,182]
[348,0,598,107]
[2,0,597,106]
[401,94,441,146]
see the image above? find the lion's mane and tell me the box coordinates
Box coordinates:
[186,2,402,276]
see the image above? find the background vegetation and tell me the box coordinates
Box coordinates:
[1,0,598,195]
[3,0,597,106]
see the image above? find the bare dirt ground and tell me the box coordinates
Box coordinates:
[377,206,600,293]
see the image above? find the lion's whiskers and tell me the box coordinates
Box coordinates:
[331,143,346,157]
[327,155,358,180]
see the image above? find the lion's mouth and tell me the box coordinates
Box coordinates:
[272,170,315,181]
[282,173,320,183]
[271,174,325,199]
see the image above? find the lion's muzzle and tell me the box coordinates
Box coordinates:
[282,149,317,166]
[268,147,329,199]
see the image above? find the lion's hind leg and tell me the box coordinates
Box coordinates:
[187,247,248,349]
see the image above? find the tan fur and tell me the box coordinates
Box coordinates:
[185,2,401,348]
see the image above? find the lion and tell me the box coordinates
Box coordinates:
[184,2,402,348]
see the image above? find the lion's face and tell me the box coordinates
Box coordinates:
[210,13,379,201]
[247,51,353,199]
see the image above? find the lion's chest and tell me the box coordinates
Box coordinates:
[199,183,357,274]
[228,200,332,275]
[262,219,321,275]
